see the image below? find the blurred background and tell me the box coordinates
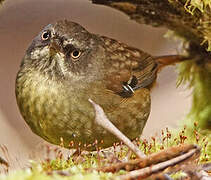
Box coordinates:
[0,0,191,169]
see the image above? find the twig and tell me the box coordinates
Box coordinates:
[88,98,146,159]
[196,170,210,180]
[0,156,8,167]
[200,162,211,172]
[98,144,198,173]
[180,163,211,180]
[118,145,200,179]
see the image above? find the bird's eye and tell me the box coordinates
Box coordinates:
[41,31,51,41]
[70,50,82,60]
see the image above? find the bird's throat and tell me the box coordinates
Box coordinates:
[16,69,70,138]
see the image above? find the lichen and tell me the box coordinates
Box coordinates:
[184,0,211,14]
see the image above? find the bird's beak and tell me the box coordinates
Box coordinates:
[49,39,62,54]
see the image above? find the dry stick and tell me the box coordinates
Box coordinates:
[181,163,211,180]
[200,162,211,172]
[183,169,211,180]
[98,144,197,173]
[118,147,200,180]
[0,156,8,167]
[88,99,146,159]
[196,170,210,180]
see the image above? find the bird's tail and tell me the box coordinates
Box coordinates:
[154,55,190,71]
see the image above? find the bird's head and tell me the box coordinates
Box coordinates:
[22,20,104,80]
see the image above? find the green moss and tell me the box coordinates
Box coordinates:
[176,59,211,161]
[177,61,211,129]
[170,171,187,179]
[0,162,116,180]
[42,158,74,171]
[0,169,115,180]
[0,124,210,180]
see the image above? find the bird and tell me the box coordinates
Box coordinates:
[15,20,187,150]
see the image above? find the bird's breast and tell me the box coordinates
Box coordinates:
[15,68,151,149]
[16,70,93,142]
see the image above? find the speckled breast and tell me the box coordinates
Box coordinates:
[16,70,151,150]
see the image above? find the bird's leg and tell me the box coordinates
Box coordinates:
[88,99,146,159]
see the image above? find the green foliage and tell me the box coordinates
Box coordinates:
[177,61,211,129]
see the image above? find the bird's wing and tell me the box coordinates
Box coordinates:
[101,36,158,97]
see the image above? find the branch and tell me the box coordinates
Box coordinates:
[92,0,209,50]
[0,156,8,167]
[118,146,200,179]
